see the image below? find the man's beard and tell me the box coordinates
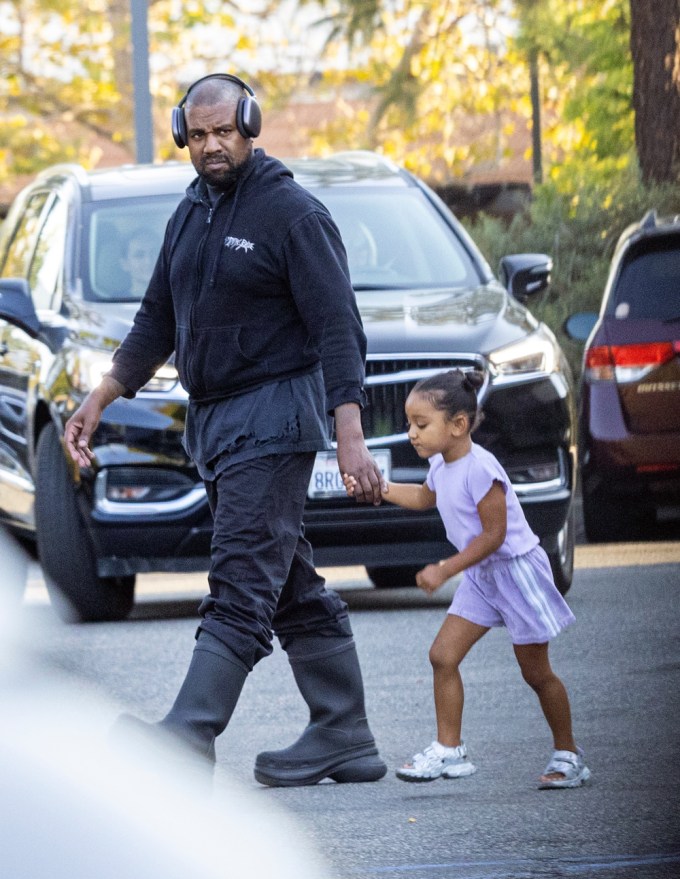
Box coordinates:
[198,153,250,191]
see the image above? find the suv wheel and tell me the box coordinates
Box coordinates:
[366,565,422,589]
[35,423,136,623]
[544,505,575,596]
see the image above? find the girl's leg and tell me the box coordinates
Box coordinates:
[429,615,488,747]
[513,642,577,780]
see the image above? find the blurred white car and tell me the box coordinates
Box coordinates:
[0,530,329,879]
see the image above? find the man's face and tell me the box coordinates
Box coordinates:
[184,99,253,189]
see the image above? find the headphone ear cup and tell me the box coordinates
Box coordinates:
[171,106,187,149]
[237,97,262,139]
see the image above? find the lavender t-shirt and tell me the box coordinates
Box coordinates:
[426,443,539,558]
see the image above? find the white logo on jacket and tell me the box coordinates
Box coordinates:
[224,236,254,252]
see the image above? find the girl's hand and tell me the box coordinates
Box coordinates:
[343,472,388,499]
[342,472,357,497]
[415,563,447,594]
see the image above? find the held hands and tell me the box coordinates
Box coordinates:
[342,472,387,500]
[333,403,383,506]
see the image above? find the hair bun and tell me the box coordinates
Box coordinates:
[463,370,484,392]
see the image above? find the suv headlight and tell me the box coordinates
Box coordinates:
[487,325,558,377]
[69,349,178,393]
[69,349,115,393]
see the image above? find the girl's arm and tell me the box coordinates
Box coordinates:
[381,480,436,510]
[342,474,436,511]
[416,480,507,594]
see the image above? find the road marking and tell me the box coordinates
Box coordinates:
[574,541,680,568]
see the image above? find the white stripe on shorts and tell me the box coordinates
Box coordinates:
[510,553,561,639]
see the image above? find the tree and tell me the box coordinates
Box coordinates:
[630,0,680,184]
[0,0,262,189]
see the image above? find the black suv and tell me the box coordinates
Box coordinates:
[566,210,680,541]
[0,152,577,621]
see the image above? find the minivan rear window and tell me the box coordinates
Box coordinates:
[610,238,680,321]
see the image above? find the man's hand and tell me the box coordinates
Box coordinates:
[334,402,383,506]
[64,377,125,468]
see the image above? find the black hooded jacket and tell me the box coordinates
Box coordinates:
[109,149,367,413]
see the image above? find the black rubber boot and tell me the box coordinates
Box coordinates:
[113,631,248,765]
[254,636,387,786]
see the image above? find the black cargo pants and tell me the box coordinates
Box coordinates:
[197,451,351,670]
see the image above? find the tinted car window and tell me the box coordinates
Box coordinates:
[83,196,182,301]
[609,238,680,320]
[320,189,479,289]
[28,195,68,311]
[1,192,50,281]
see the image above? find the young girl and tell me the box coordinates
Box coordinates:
[344,369,590,789]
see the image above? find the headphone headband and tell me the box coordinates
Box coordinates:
[177,73,256,109]
[172,73,262,148]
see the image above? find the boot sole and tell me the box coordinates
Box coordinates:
[254,751,387,787]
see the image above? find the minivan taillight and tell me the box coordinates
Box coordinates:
[585,342,677,382]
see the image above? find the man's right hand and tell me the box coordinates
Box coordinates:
[64,377,126,467]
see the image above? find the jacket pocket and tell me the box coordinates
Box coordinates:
[182,325,270,396]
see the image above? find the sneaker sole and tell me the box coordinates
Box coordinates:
[396,763,476,783]
[442,763,477,779]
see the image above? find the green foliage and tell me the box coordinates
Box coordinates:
[463,161,680,376]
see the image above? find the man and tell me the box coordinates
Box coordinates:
[64,73,387,786]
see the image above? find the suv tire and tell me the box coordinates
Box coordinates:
[366,565,422,589]
[35,423,136,623]
[544,505,575,596]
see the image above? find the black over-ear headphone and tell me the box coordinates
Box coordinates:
[171,73,262,148]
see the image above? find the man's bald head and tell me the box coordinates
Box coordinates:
[184,78,244,113]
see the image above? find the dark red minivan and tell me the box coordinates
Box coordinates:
[566,210,680,542]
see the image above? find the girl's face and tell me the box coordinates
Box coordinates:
[405,391,469,462]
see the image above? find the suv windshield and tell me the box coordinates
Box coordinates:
[320,188,479,289]
[609,237,680,321]
[82,187,479,303]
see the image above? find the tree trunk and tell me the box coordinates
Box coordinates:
[630,0,680,184]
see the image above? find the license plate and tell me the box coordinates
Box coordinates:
[307,449,392,500]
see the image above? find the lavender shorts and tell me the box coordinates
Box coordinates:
[448,545,575,644]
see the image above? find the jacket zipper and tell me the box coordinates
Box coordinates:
[186,202,214,396]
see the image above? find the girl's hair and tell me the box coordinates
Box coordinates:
[411,369,484,430]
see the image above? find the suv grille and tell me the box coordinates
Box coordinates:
[361,355,485,442]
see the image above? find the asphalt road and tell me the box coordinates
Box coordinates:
[17,535,680,879]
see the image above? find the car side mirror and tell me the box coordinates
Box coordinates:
[499,254,552,303]
[563,311,598,342]
[0,278,40,338]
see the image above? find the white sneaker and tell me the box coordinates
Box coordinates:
[396,741,477,782]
